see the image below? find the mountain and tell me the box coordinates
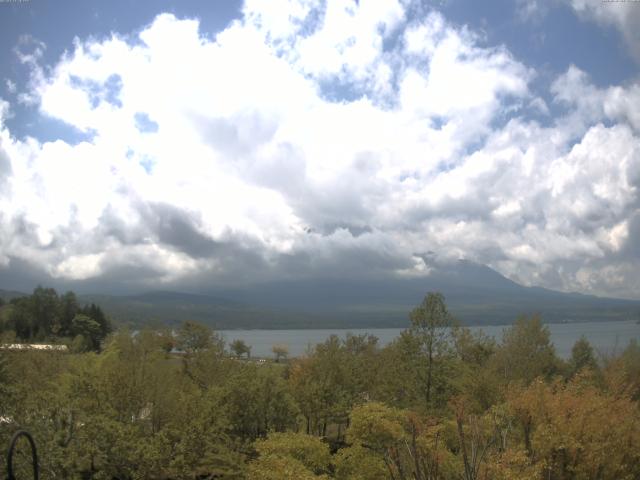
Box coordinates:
[76,291,329,329]
[211,260,640,327]
[0,289,28,302]
[78,261,640,329]
[4,262,639,328]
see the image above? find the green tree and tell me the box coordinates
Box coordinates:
[569,336,598,377]
[175,323,228,390]
[224,364,298,440]
[58,291,79,336]
[334,443,388,480]
[347,402,404,453]
[491,315,559,384]
[30,286,61,338]
[453,326,496,366]
[247,454,324,480]
[71,314,102,352]
[0,350,11,412]
[230,338,251,358]
[7,296,35,340]
[176,320,220,353]
[156,327,176,354]
[250,432,331,477]
[373,332,424,407]
[288,335,371,438]
[408,292,455,405]
[79,302,112,338]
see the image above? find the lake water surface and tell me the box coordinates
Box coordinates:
[220,320,640,359]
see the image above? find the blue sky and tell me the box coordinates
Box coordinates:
[0,0,639,299]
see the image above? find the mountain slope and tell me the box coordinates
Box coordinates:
[77,291,328,329]
[3,262,638,328]
[78,261,640,328]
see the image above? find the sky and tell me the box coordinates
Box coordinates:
[0,0,639,299]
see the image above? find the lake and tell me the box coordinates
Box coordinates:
[220,320,640,359]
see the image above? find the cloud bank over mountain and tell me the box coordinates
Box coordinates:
[0,0,639,298]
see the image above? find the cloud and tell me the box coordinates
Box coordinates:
[568,0,640,61]
[5,80,17,95]
[0,1,639,299]
[515,0,550,22]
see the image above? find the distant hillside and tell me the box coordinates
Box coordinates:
[77,291,329,329]
[75,261,640,329]
[210,260,640,327]
[0,289,28,302]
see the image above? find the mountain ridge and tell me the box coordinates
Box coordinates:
[2,262,639,328]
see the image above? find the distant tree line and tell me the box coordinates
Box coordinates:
[0,286,112,352]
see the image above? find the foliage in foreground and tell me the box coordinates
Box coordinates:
[0,292,639,479]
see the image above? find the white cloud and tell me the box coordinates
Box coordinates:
[552,65,640,134]
[1,3,639,298]
[515,0,549,22]
[13,35,47,106]
[568,0,640,60]
[0,99,10,123]
[5,80,16,95]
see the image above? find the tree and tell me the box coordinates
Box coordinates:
[373,332,426,408]
[0,350,11,412]
[346,402,459,479]
[288,335,358,438]
[272,344,289,363]
[6,297,33,340]
[491,315,559,384]
[175,322,227,389]
[1,288,110,346]
[30,286,61,338]
[408,292,454,404]
[157,327,176,354]
[334,444,388,480]
[58,291,79,336]
[230,339,251,358]
[451,396,496,480]
[164,388,245,478]
[452,327,501,412]
[507,378,640,478]
[453,326,496,366]
[79,303,112,338]
[176,320,220,353]
[253,432,331,475]
[224,364,298,440]
[247,454,323,480]
[6,289,59,340]
[71,314,102,352]
[248,432,331,479]
[605,339,640,400]
[342,333,380,402]
[569,336,598,377]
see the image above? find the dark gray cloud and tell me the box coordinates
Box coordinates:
[0,256,52,293]
[136,202,220,259]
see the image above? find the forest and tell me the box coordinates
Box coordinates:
[0,289,640,479]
